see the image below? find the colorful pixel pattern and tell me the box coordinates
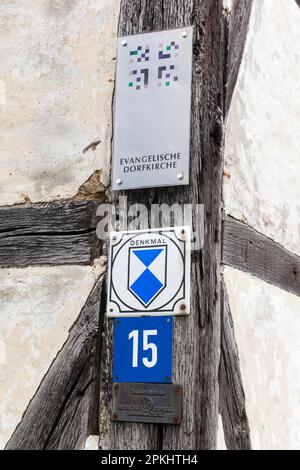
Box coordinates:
[158,65,178,87]
[129,45,150,63]
[128,40,180,90]
[128,68,149,90]
[158,41,179,60]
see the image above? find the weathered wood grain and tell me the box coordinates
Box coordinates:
[99,0,225,450]
[223,0,253,116]
[219,281,251,450]
[5,274,105,450]
[0,199,101,267]
[223,216,300,298]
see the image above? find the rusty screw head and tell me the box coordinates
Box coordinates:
[180,304,186,311]
[112,413,118,420]
[173,416,179,424]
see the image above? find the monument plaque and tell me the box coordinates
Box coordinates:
[107,226,191,317]
[112,27,193,190]
[112,383,182,424]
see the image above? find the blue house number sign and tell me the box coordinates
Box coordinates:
[113,316,173,383]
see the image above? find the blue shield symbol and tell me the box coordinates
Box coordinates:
[128,246,167,307]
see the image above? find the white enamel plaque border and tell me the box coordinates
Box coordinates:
[107,226,191,317]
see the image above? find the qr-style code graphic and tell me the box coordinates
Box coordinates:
[158,65,178,87]
[128,41,180,90]
[129,46,150,63]
[158,41,179,60]
[128,69,149,90]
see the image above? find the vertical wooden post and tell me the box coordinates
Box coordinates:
[99,0,224,450]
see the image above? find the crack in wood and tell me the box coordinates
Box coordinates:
[0,227,96,239]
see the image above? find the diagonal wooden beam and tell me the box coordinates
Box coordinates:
[223,216,300,298]
[0,199,101,267]
[219,281,252,450]
[5,274,106,450]
[223,0,253,117]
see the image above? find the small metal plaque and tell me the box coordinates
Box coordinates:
[112,27,193,190]
[112,383,182,424]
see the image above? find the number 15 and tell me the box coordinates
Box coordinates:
[128,329,158,368]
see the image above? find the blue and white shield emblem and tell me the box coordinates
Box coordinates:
[128,246,167,307]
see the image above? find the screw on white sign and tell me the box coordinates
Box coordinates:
[107,226,191,317]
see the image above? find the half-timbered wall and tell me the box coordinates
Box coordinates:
[0,0,299,451]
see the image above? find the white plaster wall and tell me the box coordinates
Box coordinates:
[223,0,300,256]
[0,262,104,448]
[0,0,120,206]
[217,414,227,450]
[83,435,99,450]
[224,266,300,450]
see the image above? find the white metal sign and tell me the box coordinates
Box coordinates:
[107,227,191,317]
[112,27,193,191]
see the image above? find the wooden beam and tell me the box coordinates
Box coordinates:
[99,0,225,450]
[219,281,252,450]
[5,274,105,450]
[223,0,253,117]
[0,199,101,267]
[223,216,300,298]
